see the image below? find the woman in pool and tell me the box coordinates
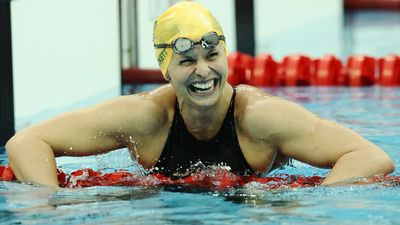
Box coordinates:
[5,1,394,188]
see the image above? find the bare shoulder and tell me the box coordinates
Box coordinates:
[87,84,176,136]
[114,84,175,113]
[234,84,287,122]
[235,85,317,140]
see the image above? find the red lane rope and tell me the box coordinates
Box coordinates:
[1,165,399,189]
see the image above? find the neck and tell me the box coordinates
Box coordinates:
[179,85,233,140]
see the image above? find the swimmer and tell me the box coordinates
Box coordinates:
[5,1,394,188]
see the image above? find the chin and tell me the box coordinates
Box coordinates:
[191,96,221,110]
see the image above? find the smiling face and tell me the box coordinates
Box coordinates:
[166,43,229,111]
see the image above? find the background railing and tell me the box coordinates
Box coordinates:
[122,53,400,86]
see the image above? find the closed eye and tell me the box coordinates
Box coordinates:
[179,58,195,66]
[207,52,218,60]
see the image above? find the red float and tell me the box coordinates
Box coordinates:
[347,55,376,86]
[274,57,290,86]
[249,53,278,86]
[281,54,312,86]
[227,52,254,86]
[122,67,166,84]
[0,165,14,181]
[379,55,400,86]
[314,55,342,86]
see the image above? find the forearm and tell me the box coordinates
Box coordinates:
[322,149,395,185]
[6,135,59,188]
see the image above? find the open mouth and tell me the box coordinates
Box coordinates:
[188,79,218,95]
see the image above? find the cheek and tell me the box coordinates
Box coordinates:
[167,64,186,82]
[222,59,228,73]
[215,47,228,75]
[215,57,228,77]
[168,70,189,87]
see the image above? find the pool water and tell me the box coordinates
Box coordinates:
[1,86,400,225]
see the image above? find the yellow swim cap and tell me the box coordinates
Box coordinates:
[153,1,226,78]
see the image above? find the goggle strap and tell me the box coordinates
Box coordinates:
[154,43,172,48]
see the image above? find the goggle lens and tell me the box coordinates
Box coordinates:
[173,38,193,53]
[154,32,225,54]
[201,33,220,49]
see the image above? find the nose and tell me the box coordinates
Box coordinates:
[195,59,211,78]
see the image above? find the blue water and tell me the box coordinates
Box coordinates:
[1,86,400,225]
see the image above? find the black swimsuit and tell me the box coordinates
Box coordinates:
[153,88,254,178]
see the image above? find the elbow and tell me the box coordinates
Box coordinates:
[5,135,18,155]
[374,151,395,175]
[353,148,395,176]
[5,135,23,172]
[382,157,395,175]
[5,135,23,160]
[5,133,34,159]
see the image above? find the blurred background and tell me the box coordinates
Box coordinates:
[0,0,399,145]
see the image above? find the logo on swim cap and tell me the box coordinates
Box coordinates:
[157,48,167,65]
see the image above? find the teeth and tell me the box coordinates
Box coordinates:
[192,80,214,90]
[190,79,217,94]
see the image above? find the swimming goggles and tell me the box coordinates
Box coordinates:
[154,32,225,54]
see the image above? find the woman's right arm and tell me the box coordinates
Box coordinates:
[5,95,152,188]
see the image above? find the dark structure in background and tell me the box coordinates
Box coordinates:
[0,0,15,146]
[235,0,255,56]
[344,0,400,11]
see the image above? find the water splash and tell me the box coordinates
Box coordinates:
[2,164,400,193]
